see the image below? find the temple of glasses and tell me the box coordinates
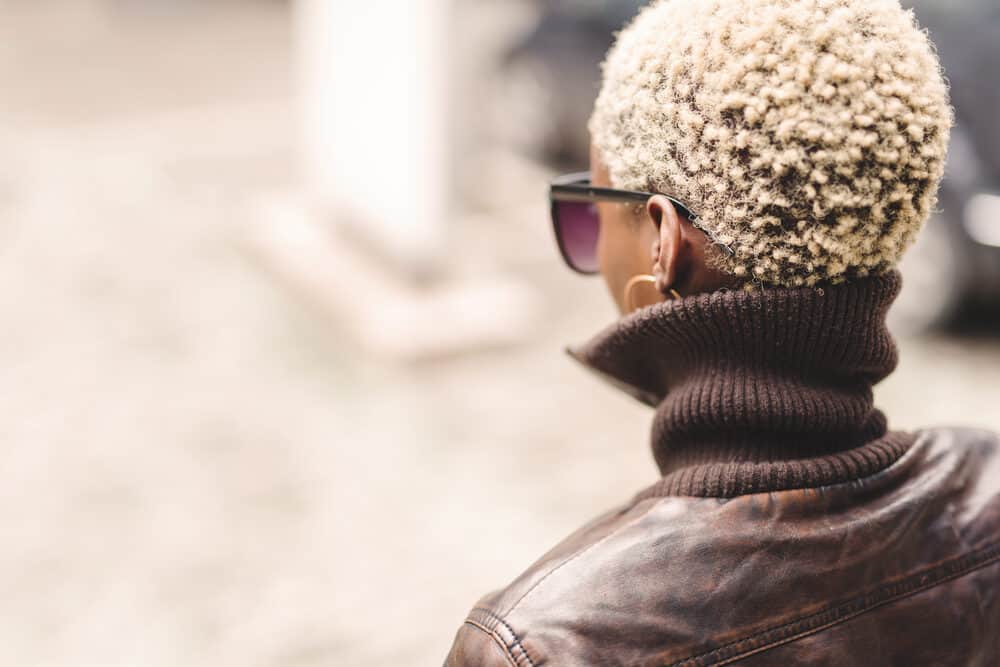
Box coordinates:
[549,172,735,257]
[549,171,698,221]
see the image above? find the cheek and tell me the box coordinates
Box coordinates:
[596,204,622,279]
[597,205,645,301]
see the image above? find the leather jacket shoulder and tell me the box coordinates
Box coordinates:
[444,428,1000,666]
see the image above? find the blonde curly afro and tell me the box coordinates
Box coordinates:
[589,0,953,287]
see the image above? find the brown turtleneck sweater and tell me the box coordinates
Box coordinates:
[568,272,914,497]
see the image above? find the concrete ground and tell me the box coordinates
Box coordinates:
[1,3,997,666]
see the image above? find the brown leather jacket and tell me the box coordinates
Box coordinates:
[445,278,1000,666]
[446,428,1000,666]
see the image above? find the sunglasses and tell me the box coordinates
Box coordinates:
[549,171,729,275]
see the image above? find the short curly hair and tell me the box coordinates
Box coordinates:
[589,0,953,287]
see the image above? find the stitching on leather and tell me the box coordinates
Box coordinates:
[462,620,519,667]
[666,540,1000,667]
[468,606,500,631]
[502,499,661,616]
[471,607,537,667]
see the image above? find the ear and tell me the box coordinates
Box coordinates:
[647,195,683,295]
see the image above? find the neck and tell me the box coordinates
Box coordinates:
[569,272,914,497]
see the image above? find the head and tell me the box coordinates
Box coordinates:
[586,0,953,314]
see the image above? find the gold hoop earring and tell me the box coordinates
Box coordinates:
[624,275,681,312]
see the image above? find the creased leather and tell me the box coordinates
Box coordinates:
[446,429,1000,666]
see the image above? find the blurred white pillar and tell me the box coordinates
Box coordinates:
[295,0,450,272]
[253,0,540,359]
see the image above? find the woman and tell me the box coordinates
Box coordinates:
[447,1,1000,664]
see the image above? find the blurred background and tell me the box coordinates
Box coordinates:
[1,0,997,665]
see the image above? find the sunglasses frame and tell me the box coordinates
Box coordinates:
[549,171,732,275]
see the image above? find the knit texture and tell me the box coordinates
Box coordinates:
[589,0,953,287]
[568,272,914,497]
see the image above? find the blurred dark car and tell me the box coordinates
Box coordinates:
[502,0,1000,332]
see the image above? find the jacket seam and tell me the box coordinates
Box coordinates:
[666,539,1000,667]
[461,619,519,667]
[470,608,537,667]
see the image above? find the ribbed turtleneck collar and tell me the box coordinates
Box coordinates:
[568,272,914,497]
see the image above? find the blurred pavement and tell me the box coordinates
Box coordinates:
[0,3,997,666]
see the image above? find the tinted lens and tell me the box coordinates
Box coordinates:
[555,200,600,273]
